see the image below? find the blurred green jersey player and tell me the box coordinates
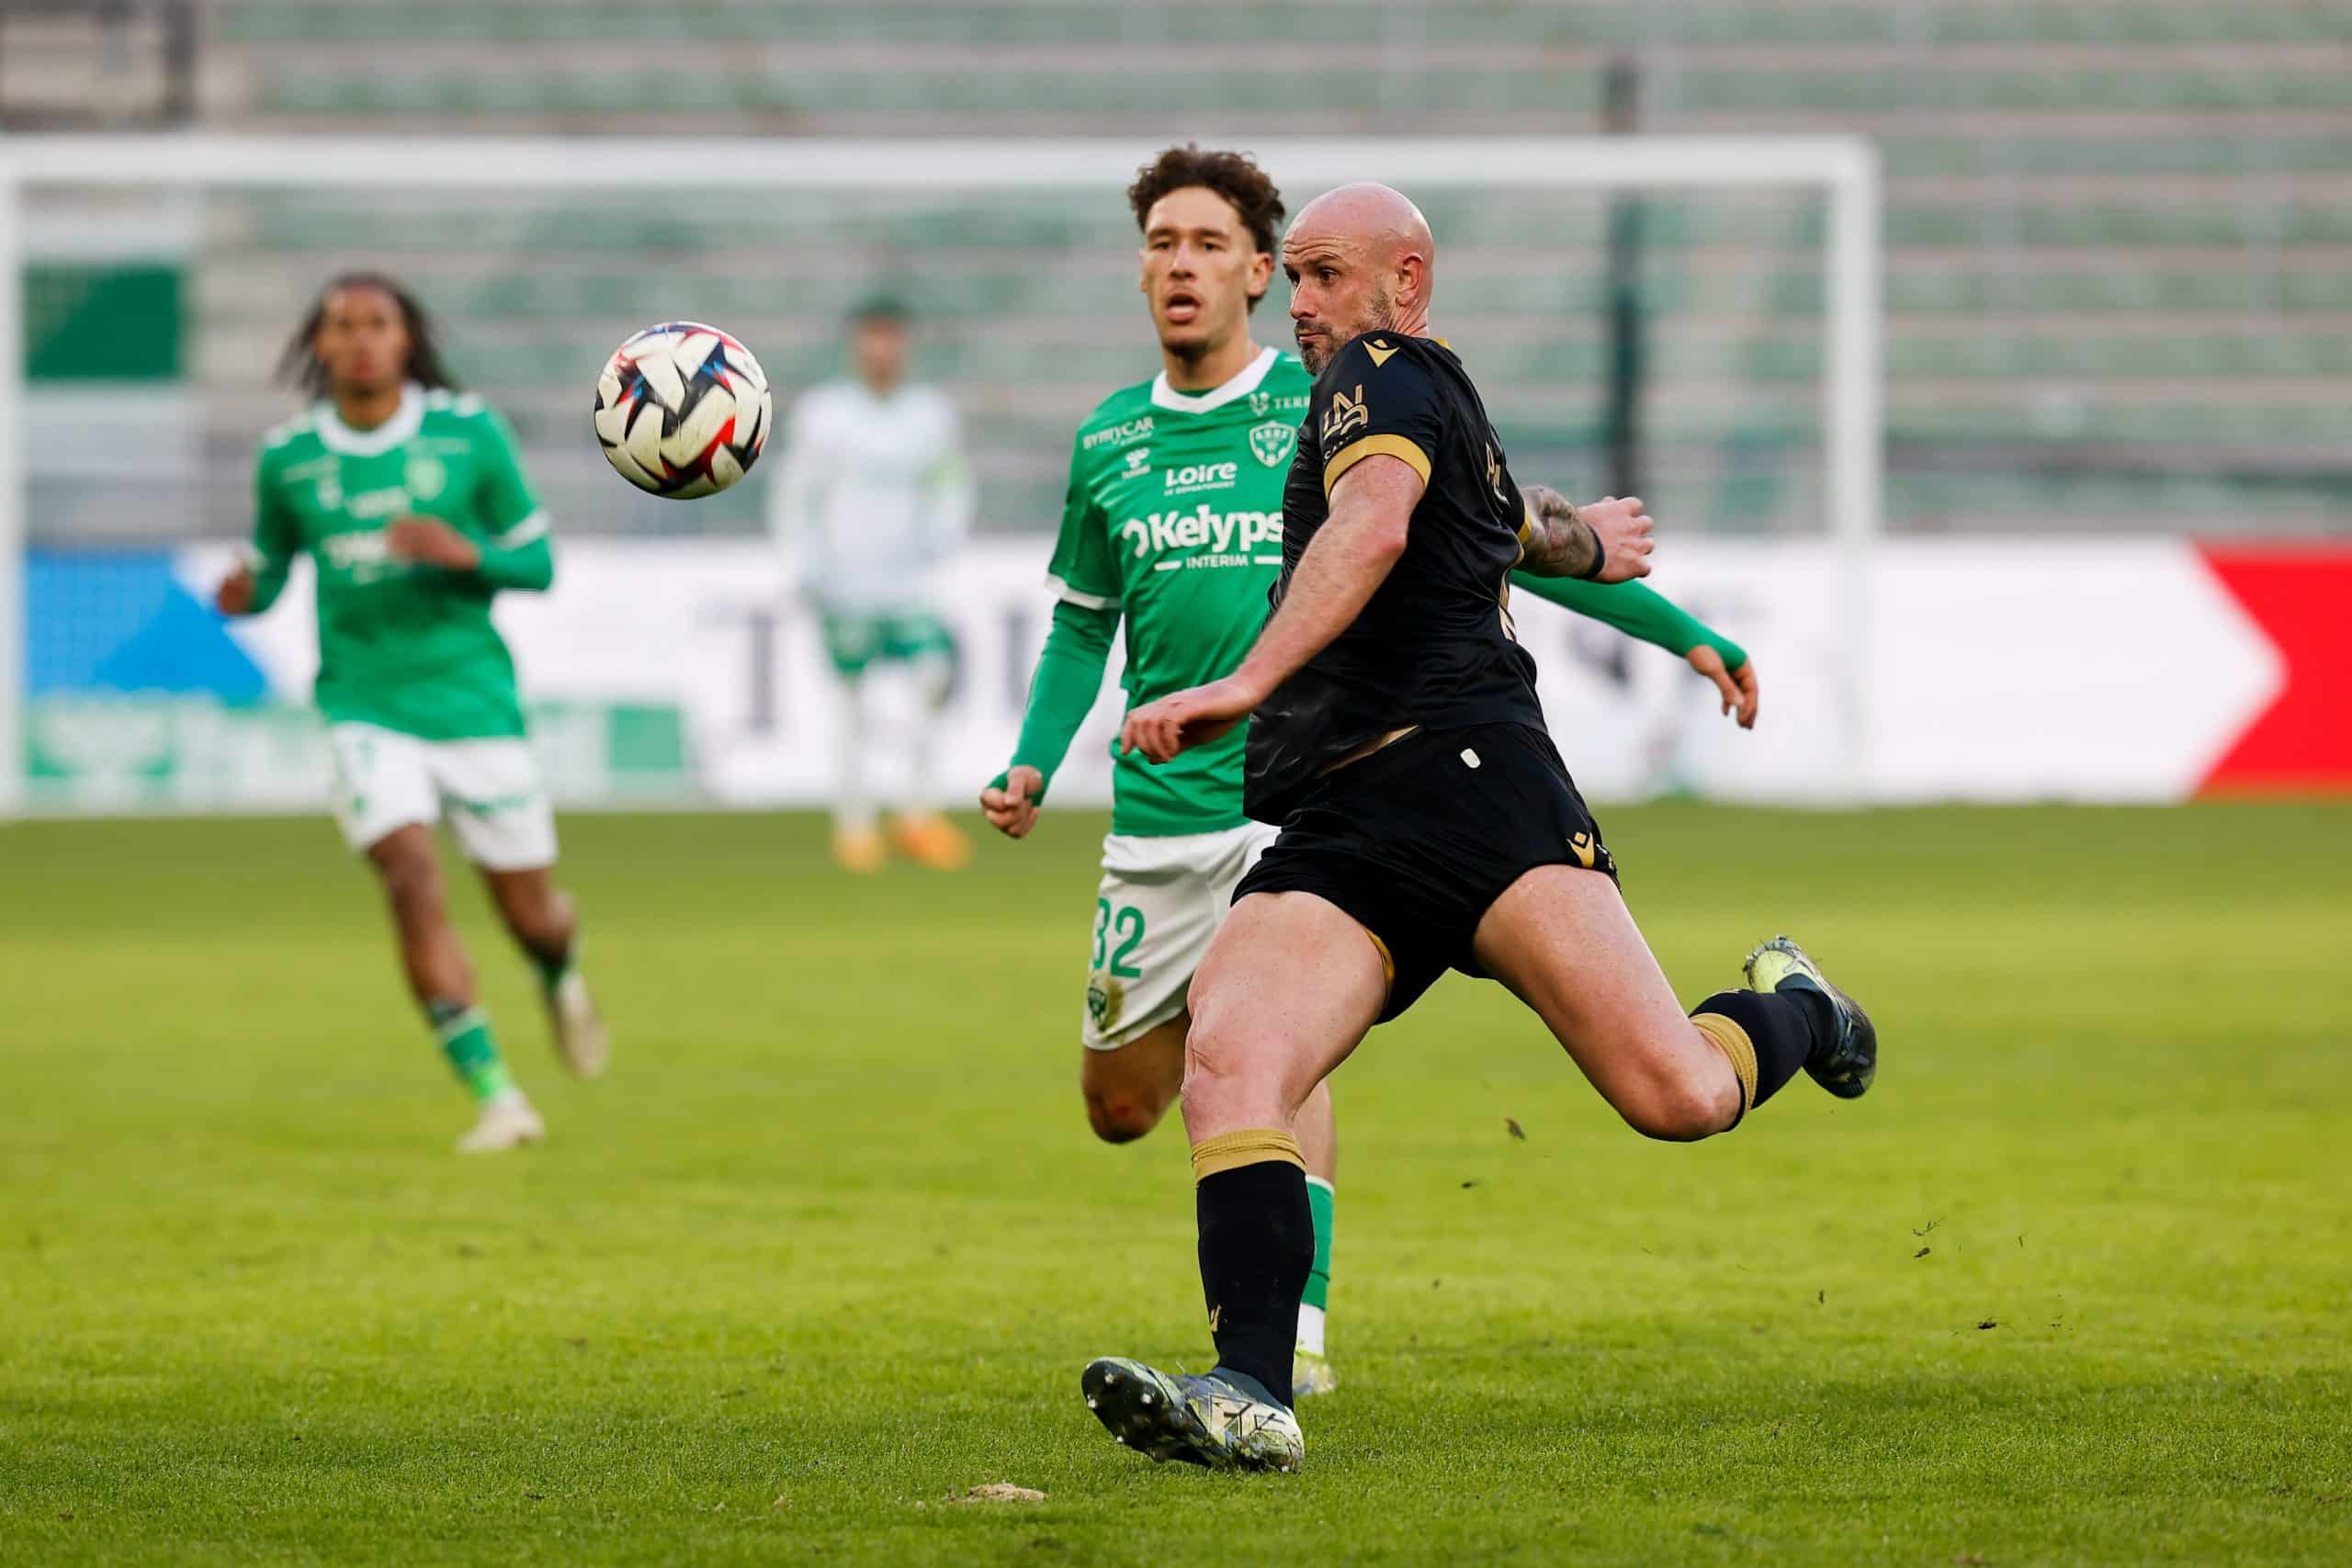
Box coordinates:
[981,148,1761,1405]
[215,273,606,1154]
[769,300,978,874]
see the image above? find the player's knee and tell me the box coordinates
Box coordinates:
[1083,1088,1165,1145]
[1617,1062,1742,1144]
[1178,1020,1278,1127]
[1179,1015,1242,1094]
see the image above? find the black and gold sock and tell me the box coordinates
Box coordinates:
[1192,1128,1313,1410]
[1691,988,1835,1122]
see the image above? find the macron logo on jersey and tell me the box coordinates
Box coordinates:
[1118,504,1283,572]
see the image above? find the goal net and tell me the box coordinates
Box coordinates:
[0,135,1881,815]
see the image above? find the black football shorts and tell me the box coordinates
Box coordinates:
[1231,721,1618,1022]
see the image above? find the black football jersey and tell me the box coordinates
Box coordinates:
[1243,332,1546,823]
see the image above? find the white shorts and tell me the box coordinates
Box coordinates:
[326,722,558,871]
[1082,821,1280,1051]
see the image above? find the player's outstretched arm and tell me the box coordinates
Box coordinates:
[1516,487,1653,583]
[1510,567,1760,728]
[982,598,1119,839]
[1120,455,1421,764]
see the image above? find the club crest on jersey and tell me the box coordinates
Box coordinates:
[403,453,447,502]
[1321,386,1368,446]
[1250,421,1297,468]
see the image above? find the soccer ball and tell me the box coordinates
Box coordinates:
[593,321,772,498]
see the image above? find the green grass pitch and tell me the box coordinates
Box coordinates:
[3,802,2348,1565]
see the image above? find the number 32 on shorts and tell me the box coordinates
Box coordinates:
[1091,898,1146,979]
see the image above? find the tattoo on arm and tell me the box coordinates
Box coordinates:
[1517,484,1604,580]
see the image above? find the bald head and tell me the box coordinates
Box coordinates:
[1283,183,1435,372]
[1291,184,1433,270]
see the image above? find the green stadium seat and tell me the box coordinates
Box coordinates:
[170,0,2352,538]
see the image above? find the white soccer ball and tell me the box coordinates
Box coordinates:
[593,321,772,498]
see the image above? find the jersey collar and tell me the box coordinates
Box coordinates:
[313,382,424,457]
[1150,344,1278,414]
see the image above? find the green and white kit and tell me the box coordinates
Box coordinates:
[1024,347,1306,1048]
[248,383,560,868]
[1000,343,1755,1054]
[768,378,974,678]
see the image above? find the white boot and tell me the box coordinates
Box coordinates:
[457,1089,545,1153]
[546,971,609,1080]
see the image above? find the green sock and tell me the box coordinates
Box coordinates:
[429,1001,515,1104]
[1301,1176,1335,1352]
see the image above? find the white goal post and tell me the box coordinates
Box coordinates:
[0,133,1882,817]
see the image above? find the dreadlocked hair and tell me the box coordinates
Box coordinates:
[277,271,458,398]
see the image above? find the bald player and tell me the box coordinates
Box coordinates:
[1079,185,1880,1472]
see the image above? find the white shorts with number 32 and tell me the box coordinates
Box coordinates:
[1083,821,1280,1051]
[327,722,558,871]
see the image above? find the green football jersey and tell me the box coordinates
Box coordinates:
[1047,346,1312,837]
[247,385,554,742]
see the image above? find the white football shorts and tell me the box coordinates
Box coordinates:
[326,722,558,871]
[1081,821,1280,1052]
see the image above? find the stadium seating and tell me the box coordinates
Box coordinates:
[46,2,2352,537]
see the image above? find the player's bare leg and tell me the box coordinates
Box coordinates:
[1083,891,1380,1470]
[367,826,541,1151]
[370,826,470,1007]
[1473,867,1743,1139]
[1472,866,1875,1137]
[1182,895,1382,1144]
[1081,1014,1188,1144]
[483,865,606,1080]
[1083,1011,1339,1168]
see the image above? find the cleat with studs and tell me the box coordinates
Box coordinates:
[1080,1357,1303,1472]
[1744,935,1877,1099]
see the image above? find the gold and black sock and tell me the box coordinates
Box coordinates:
[1691,988,1834,1121]
[1192,1128,1312,1410]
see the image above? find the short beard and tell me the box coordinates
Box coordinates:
[1297,286,1397,374]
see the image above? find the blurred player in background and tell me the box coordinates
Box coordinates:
[980,146,1758,1404]
[215,273,605,1155]
[770,299,978,873]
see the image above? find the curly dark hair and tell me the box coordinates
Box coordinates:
[277,271,458,398]
[1126,144,1286,313]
